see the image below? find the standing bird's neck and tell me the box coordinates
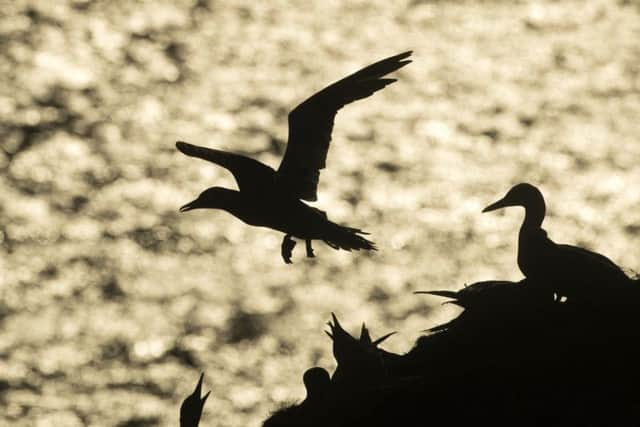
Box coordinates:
[521,194,546,230]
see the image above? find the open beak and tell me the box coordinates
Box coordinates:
[482,197,510,213]
[194,372,211,405]
[414,290,458,299]
[179,199,198,212]
[414,290,460,307]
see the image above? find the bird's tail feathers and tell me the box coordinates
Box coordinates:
[323,224,377,252]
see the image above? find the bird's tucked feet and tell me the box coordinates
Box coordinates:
[281,235,297,264]
[305,240,315,258]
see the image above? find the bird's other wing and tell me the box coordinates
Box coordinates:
[177,141,276,193]
[277,51,413,201]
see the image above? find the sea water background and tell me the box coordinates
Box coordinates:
[1,1,640,425]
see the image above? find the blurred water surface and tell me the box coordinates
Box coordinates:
[1,0,640,425]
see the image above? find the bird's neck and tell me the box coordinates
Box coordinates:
[517,202,547,278]
[209,189,244,213]
[521,198,546,230]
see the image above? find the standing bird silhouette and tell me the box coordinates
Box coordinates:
[482,183,633,303]
[177,51,412,263]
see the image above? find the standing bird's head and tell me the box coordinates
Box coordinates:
[482,183,546,221]
[179,187,237,212]
[180,373,210,427]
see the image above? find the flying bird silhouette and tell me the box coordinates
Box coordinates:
[180,373,210,427]
[177,51,412,263]
[482,183,633,303]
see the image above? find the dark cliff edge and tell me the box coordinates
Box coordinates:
[262,278,640,427]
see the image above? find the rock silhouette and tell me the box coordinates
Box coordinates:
[262,277,640,426]
[176,51,412,263]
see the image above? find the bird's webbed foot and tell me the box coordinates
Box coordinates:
[305,240,315,258]
[281,234,297,264]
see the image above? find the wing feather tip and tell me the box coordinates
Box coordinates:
[176,140,192,154]
[387,50,413,62]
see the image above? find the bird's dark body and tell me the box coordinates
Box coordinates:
[218,189,340,240]
[518,227,632,302]
[176,51,412,262]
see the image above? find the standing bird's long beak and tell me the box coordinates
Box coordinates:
[482,197,512,213]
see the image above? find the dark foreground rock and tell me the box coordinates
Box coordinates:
[263,279,640,426]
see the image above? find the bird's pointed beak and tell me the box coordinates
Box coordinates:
[415,290,458,299]
[201,390,211,405]
[359,323,374,344]
[194,373,211,404]
[482,196,511,213]
[194,372,205,395]
[331,312,341,330]
[179,199,198,212]
[372,331,396,346]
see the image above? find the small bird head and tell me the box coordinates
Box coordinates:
[303,367,331,400]
[325,313,355,363]
[180,373,211,427]
[179,187,235,212]
[482,183,544,213]
[325,313,395,389]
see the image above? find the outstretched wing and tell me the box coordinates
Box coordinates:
[176,141,275,193]
[277,51,413,201]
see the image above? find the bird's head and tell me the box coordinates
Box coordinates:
[325,313,395,390]
[482,183,545,213]
[180,373,210,427]
[325,313,356,363]
[303,367,331,400]
[325,313,395,363]
[179,187,236,212]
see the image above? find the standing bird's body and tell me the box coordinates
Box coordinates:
[177,51,412,263]
[482,183,632,303]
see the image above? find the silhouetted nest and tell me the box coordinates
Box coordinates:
[262,278,640,426]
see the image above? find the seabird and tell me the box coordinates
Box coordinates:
[482,183,632,303]
[177,51,412,263]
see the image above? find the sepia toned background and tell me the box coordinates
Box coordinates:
[2,0,640,425]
